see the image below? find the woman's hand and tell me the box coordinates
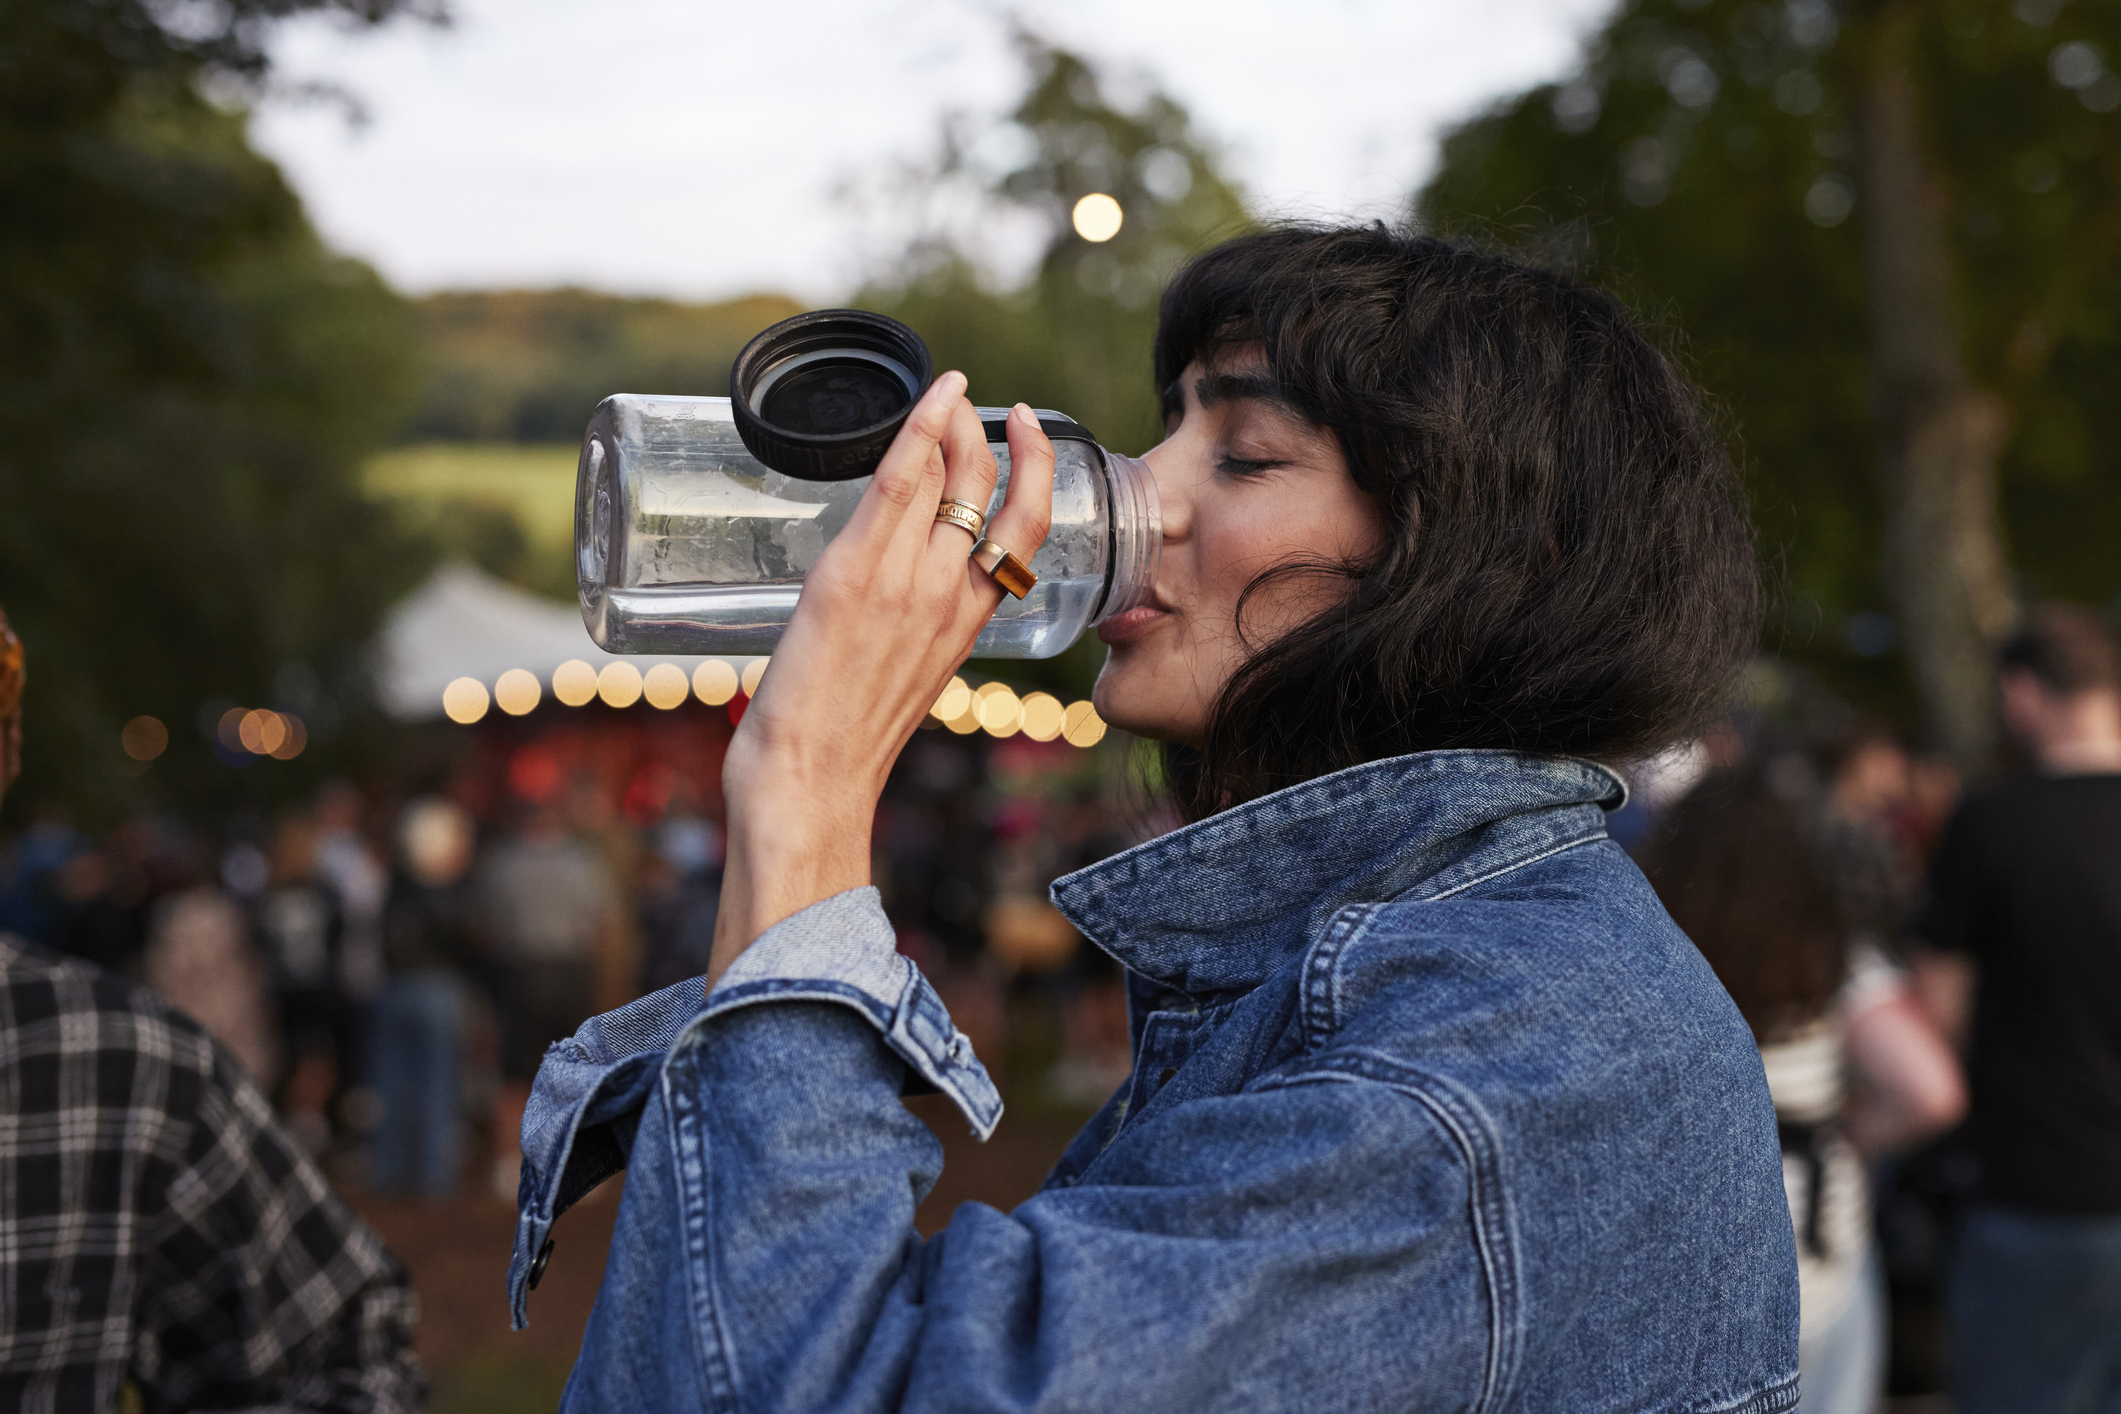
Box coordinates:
[708,376,1055,984]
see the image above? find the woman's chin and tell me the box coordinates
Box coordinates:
[1091,661,1199,744]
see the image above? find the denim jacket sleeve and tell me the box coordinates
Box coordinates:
[514,888,1490,1412]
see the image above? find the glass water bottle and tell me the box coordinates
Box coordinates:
[575,395,1160,659]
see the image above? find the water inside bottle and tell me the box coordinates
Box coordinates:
[581,397,1126,659]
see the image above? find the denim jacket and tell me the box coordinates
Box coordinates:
[510,750,1798,1412]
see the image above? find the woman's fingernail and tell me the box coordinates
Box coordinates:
[1013,402,1035,425]
[939,371,968,398]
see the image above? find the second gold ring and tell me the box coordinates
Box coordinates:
[934,499,987,539]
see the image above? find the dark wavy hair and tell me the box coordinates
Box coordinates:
[1151,224,1760,820]
[1638,765,1846,1042]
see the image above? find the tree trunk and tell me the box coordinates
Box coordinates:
[1857,2,2018,774]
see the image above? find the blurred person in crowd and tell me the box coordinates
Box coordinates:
[370,797,479,1202]
[0,799,82,946]
[1816,721,1924,939]
[1645,763,1965,1412]
[141,848,279,1087]
[635,811,722,997]
[479,799,617,1195]
[1913,604,2121,1413]
[0,606,424,1411]
[314,779,387,1020]
[52,843,146,976]
[513,228,1799,1409]
[569,774,643,1013]
[255,813,347,1153]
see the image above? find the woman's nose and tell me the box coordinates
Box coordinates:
[1142,442,1190,542]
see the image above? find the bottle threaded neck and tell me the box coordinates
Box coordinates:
[1095,450,1161,623]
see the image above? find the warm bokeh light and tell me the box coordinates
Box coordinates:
[121,715,168,761]
[552,659,598,707]
[1061,699,1106,748]
[693,659,739,706]
[270,715,307,760]
[976,683,1023,737]
[1019,692,1064,742]
[740,657,768,696]
[932,676,971,721]
[443,677,491,725]
[238,709,288,755]
[217,707,248,752]
[494,668,542,716]
[944,703,981,734]
[1072,192,1123,242]
[643,662,690,710]
[597,661,643,708]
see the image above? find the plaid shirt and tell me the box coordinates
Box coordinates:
[0,933,423,1413]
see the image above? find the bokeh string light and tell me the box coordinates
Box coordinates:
[1061,699,1107,747]
[597,661,643,708]
[692,659,738,706]
[1019,692,1064,742]
[973,682,1022,737]
[943,695,982,734]
[429,661,1109,748]
[203,706,307,761]
[642,663,690,710]
[269,715,307,760]
[442,677,490,724]
[494,668,542,716]
[237,709,288,755]
[552,659,598,706]
[121,716,169,762]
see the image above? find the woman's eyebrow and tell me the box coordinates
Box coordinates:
[1193,371,1304,421]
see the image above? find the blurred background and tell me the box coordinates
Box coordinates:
[3,0,2117,1408]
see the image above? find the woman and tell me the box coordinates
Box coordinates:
[1642,758,1965,1412]
[510,226,1798,1410]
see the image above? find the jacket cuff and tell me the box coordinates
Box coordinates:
[507,887,999,1329]
[705,887,1003,1138]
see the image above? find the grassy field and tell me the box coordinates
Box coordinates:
[365,442,579,598]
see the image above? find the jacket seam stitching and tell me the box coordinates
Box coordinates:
[1299,906,1374,1053]
[1418,830,1607,902]
[1256,1061,1522,1413]
[663,1053,742,1410]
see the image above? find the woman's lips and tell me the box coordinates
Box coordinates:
[1096,604,1170,645]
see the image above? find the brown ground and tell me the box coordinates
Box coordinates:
[352,1096,1088,1411]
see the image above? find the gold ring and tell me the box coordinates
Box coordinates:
[970,536,1037,599]
[934,499,986,539]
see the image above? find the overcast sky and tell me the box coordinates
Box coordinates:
[251,0,1611,304]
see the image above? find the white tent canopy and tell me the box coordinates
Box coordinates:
[373,562,752,722]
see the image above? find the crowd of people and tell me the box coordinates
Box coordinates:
[0,778,727,1205]
[0,705,1142,1215]
[6,577,2121,1413]
[1628,602,2121,1413]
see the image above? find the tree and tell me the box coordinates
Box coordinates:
[404,288,803,442]
[849,31,1250,696]
[859,30,1252,457]
[1419,0,2121,768]
[0,0,440,821]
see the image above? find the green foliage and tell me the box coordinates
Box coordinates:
[1417,0,2121,710]
[0,0,437,823]
[862,32,1253,458]
[403,290,803,441]
[365,442,579,599]
[849,34,1251,698]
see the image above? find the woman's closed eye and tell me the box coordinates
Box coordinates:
[1216,453,1284,480]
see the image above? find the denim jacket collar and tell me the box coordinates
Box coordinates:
[1050,749,1625,999]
